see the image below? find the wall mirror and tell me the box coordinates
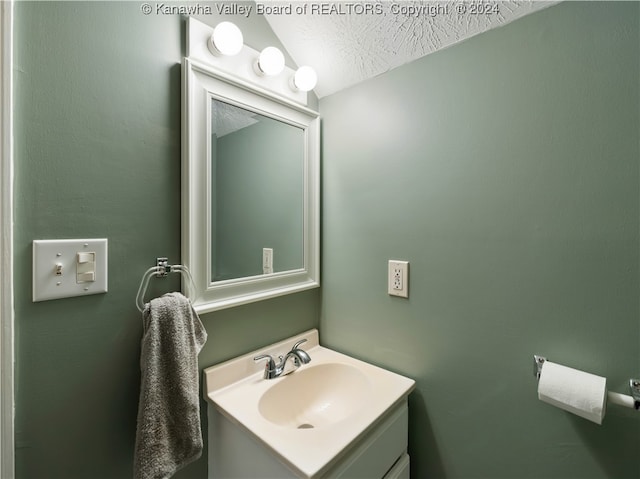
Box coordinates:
[182,58,320,313]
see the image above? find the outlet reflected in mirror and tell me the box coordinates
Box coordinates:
[210,99,304,282]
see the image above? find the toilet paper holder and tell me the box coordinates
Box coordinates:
[533,355,546,379]
[533,355,640,410]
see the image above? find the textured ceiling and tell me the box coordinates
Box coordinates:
[211,99,258,137]
[262,1,559,98]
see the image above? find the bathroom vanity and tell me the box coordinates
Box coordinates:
[203,330,415,478]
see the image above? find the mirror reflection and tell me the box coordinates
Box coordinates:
[210,99,305,282]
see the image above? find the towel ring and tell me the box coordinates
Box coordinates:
[136,258,197,312]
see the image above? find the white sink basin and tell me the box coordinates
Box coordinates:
[203,329,415,478]
[258,362,373,429]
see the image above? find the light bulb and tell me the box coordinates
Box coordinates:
[208,22,243,56]
[292,66,318,92]
[256,47,285,76]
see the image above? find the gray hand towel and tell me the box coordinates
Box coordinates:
[134,292,207,479]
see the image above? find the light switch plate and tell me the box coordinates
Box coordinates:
[33,239,108,302]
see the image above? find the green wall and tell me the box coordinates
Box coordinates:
[12,2,318,478]
[320,2,639,478]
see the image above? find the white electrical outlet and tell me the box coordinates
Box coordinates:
[263,248,273,274]
[388,260,409,298]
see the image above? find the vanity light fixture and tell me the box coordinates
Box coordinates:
[255,47,285,76]
[292,66,318,92]
[196,19,318,96]
[208,21,243,56]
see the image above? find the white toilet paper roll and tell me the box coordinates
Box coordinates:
[537,361,607,424]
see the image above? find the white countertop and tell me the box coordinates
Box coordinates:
[203,329,415,478]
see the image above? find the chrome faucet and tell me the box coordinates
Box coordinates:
[254,339,311,379]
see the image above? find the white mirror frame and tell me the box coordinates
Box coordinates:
[182,57,320,314]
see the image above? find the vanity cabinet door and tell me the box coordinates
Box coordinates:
[208,400,410,478]
[330,401,409,479]
[383,454,411,479]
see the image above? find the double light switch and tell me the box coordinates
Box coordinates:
[76,251,96,283]
[33,239,108,302]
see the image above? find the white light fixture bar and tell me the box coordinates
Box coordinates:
[187,17,312,106]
